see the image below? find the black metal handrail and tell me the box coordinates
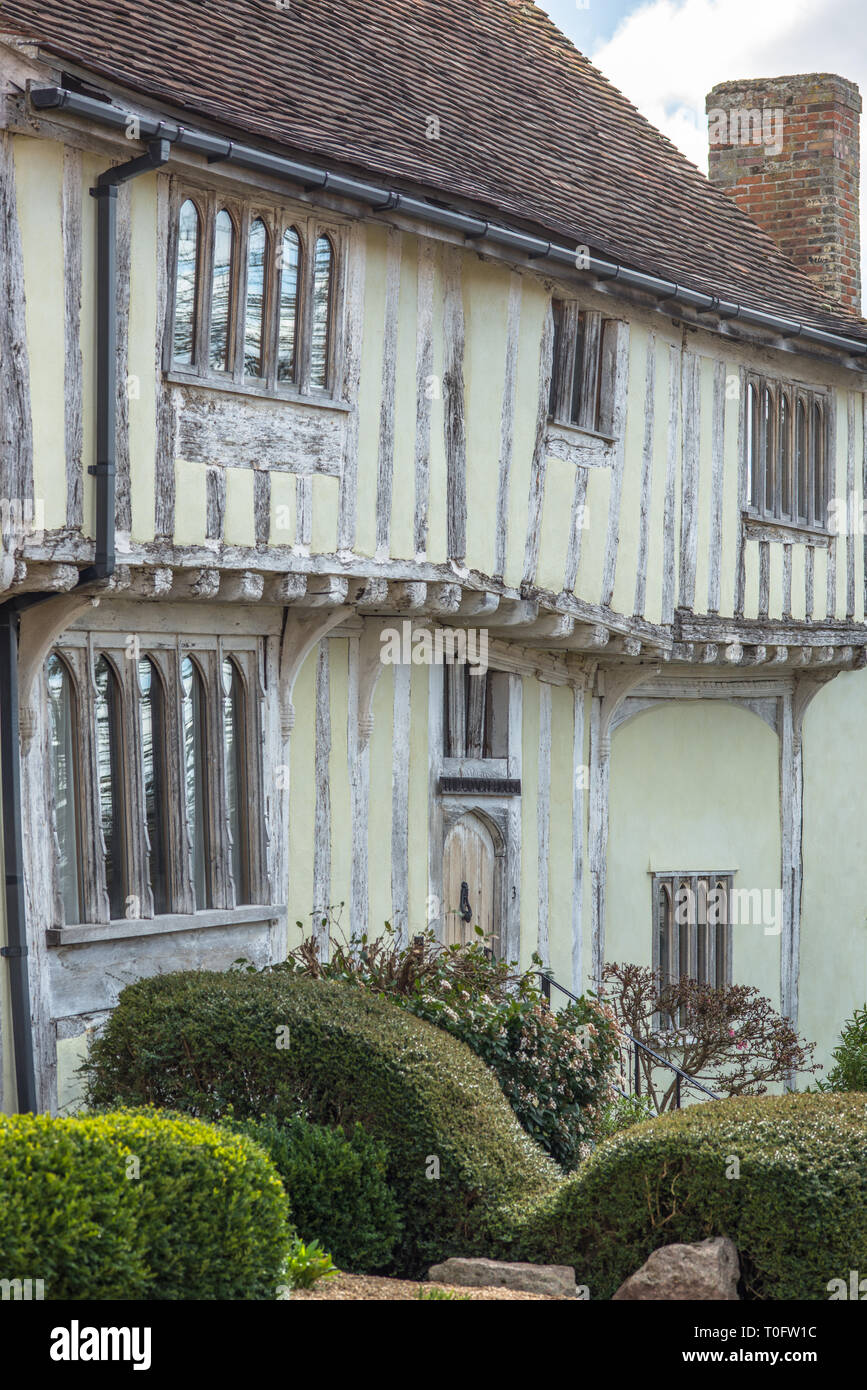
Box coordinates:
[535,970,719,1109]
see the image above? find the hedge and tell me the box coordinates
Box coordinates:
[0,1110,289,1300]
[84,970,560,1271]
[224,1114,401,1272]
[506,1092,867,1300]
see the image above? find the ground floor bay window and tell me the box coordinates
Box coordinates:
[45,633,269,928]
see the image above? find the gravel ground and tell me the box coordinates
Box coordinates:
[290,1271,557,1300]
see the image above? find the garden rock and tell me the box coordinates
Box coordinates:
[612,1237,740,1300]
[427,1257,578,1298]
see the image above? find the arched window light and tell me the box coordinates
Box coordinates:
[796,398,808,523]
[181,656,211,909]
[277,227,301,383]
[173,199,200,364]
[46,653,82,924]
[310,235,333,389]
[210,209,235,372]
[746,382,758,509]
[95,656,126,919]
[222,657,249,904]
[780,392,791,519]
[138,657,170,915]
[244,218,268,377]
[813,402,825,526]
[762,385,775,515]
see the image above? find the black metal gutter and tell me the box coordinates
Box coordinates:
[30,83,867,362]
[0,135,169,1111]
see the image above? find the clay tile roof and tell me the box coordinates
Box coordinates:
[2,0,864,339]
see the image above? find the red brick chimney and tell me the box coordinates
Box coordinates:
[706,74,861,315]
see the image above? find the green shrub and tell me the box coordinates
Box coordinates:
[596,1092,656,1140]
[284,1237,337,1290]
[817,1005,867,1091]
[94,1109,290,1299]
[0,1109,289,1300]
[224,1114,401,1271]
[84,970,559,1271]
[0,1113,147,1300]
[281,923,621,1169]
[402,971,620,1171]
[507,1092,867,1300]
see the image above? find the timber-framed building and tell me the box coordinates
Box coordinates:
[0,1,865,1110]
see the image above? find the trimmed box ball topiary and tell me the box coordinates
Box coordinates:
[92,1109,291,1299]
[84,970,560,1271]
[507,1092,867,1300]
[0,1110,290,1300]
[0,1113,148,1300]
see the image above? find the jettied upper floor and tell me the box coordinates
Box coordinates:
[1,27,867,681]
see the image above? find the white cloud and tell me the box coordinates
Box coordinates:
[592,0,863,169]
[588,0,867,288]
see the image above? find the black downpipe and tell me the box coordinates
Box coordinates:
[79,138,170,584]
[0,137,170,1111]
[0,603,37,1112]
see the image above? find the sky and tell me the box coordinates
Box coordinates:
[540,0,866,174]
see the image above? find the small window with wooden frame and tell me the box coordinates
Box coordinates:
[653,871,733,1027]
[744,374,830,531]
[444,666,510,761]
[168,188,341,399]
[549,302,619,436]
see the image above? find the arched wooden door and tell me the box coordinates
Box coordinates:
[442,813,496,948]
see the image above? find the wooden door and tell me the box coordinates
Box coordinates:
[442,814,496,948]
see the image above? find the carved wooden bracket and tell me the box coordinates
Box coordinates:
[18,592,100,749]
[279,605,351,739]
[791,670,835,751]
[596,662,662,755]
[356,618,395,752]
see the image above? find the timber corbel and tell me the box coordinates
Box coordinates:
[279,605,351,738]
[17,591,100,748]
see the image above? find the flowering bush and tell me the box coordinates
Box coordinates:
[279,914,621,1172]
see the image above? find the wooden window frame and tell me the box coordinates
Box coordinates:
[443,665,511,764]
[548,302,616,437]
[652,870,734,1029]
[744,373,831,532]
[44,637,269,930]
[166,184,343,401]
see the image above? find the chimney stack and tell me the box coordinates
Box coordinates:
[706,74,861,315]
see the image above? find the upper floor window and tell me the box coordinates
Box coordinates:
[170,194,338,395]
[173,199,200,365]
[549,302,617,435]
[278,228,301,382]
[745,374,829,530]
[209,208,236,373]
